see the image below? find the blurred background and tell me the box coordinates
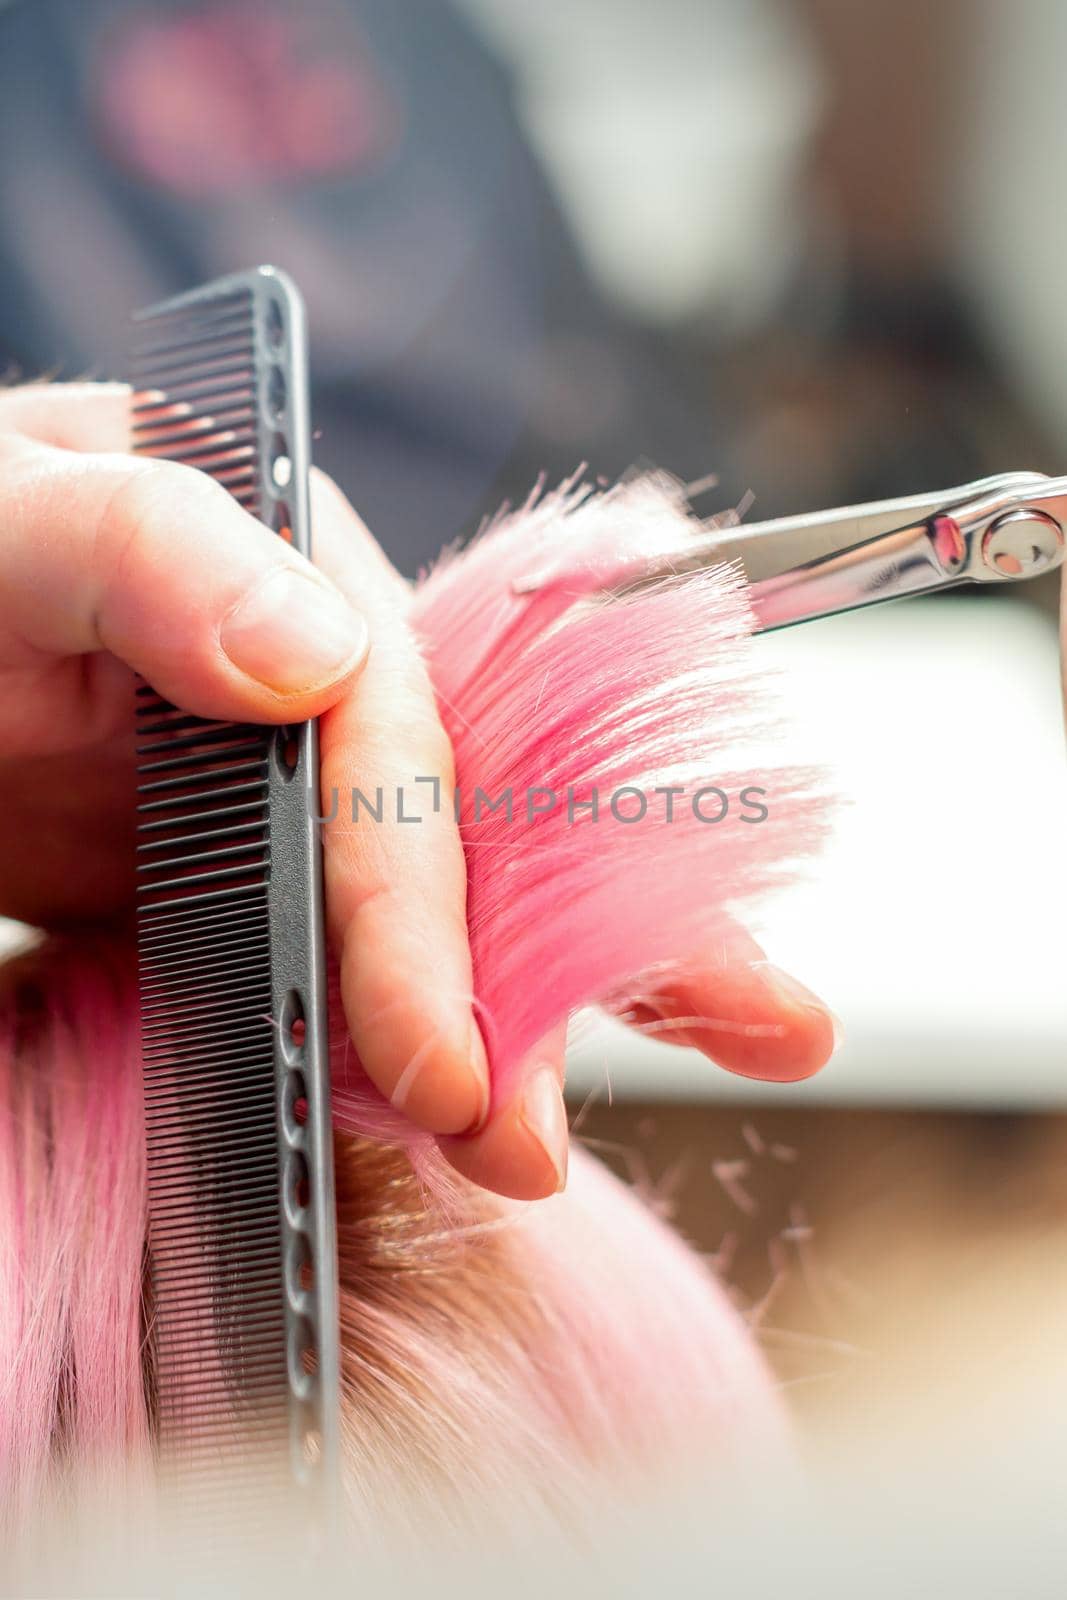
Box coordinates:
[1,0,1066,1432]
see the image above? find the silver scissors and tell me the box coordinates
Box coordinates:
[703,471,1067,631]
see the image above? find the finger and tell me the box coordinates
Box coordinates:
[309,472,490,1138]
[0,440,369,725]
[440,1021,569,1201]
[618,922,841,1083]
[0,381,132,452]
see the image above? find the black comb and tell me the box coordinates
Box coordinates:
[131,268,339,1506]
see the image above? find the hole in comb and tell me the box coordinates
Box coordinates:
[280,990,306,1063]
[275,725,299,779]
[270,432,291,489]
[282,1066,309,1138]
[267,363,287,422]
[287,1316,315,1399]
[286,1232,313,1306]
[271,500,293,543]
[266,298,284,348]
[284,1149,310,1223]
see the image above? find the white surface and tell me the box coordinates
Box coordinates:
[568,594,1067,1109]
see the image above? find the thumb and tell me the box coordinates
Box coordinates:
[0,438,369,725]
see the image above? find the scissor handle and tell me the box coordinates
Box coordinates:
[744,472,1067,632]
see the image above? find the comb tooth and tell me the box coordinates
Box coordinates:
[142,434,256,468]
[152,1308,289,1343]
[133,393,254,430]
[151,1412,290,1449]
[141,1019,272,1060]
[139,961,269,1010]
[132,385,255,431]
[139,1011,271,1049]
[137,764,269,800]
[139,1004,271,1056]
[149,1351,290,1385]
[142,1018,275,1055]
[138,861,271,899]
[144,1134,279,1178]
[139,942,271,977]
[139,839,270,872]
[138,796,265,831]
[136,878,268,924]
[150,1262,287,1297]
[139,936,271,977]
[150,1287,287,1319]
[133,283,251,323]
[153,1343,290,1376]
[146,1186,280,1226]
[144,1158,280,1201]
[149,1220,286,1259]
[133,374,256,413]
[138,791,267,826]
[140,1002,274,1044]
[136,711,219,737]
[131,348,255,390]
[140,424,254,458]
[214,465,257,491]
[150,1237,287,1274]
[146,1088,279,1126]
[152,1294,289,1329]
[136,720,245,755]
[140,953,273,999]
[145,1082,280,1126]
[138,739,269,776]
[140,1027,277,1072]
[139,920,269,960]
[153,1361,290,1395]
[142,1045,277,1090]
[139,888,268,923]
[150,1286,289,1324]
[146,1173,280,1215]
[133,302,252,343]
[132,310,254,360]
[149,1364,293,1398]
[149,1217,285,1253]
[140,963,272,994]
[141,1016,274,1056]
[139,944,267,978]
[137,835,269,874]
[140,975,274,1016]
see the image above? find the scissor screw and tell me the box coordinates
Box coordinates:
[982,509,1064,578]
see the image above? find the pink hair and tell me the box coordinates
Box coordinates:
[333,471,823,1131]
[1,471,818,1528]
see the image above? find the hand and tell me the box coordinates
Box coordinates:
[0,383,370,926]
[298,472,843,1200]
[0,383,839,1201]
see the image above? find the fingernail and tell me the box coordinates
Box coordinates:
[389,1011,490,1136]
[221,568,368,694]
[762,964,843,1050]
[466,1013,492,1133]
[518,1067,568,1193]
